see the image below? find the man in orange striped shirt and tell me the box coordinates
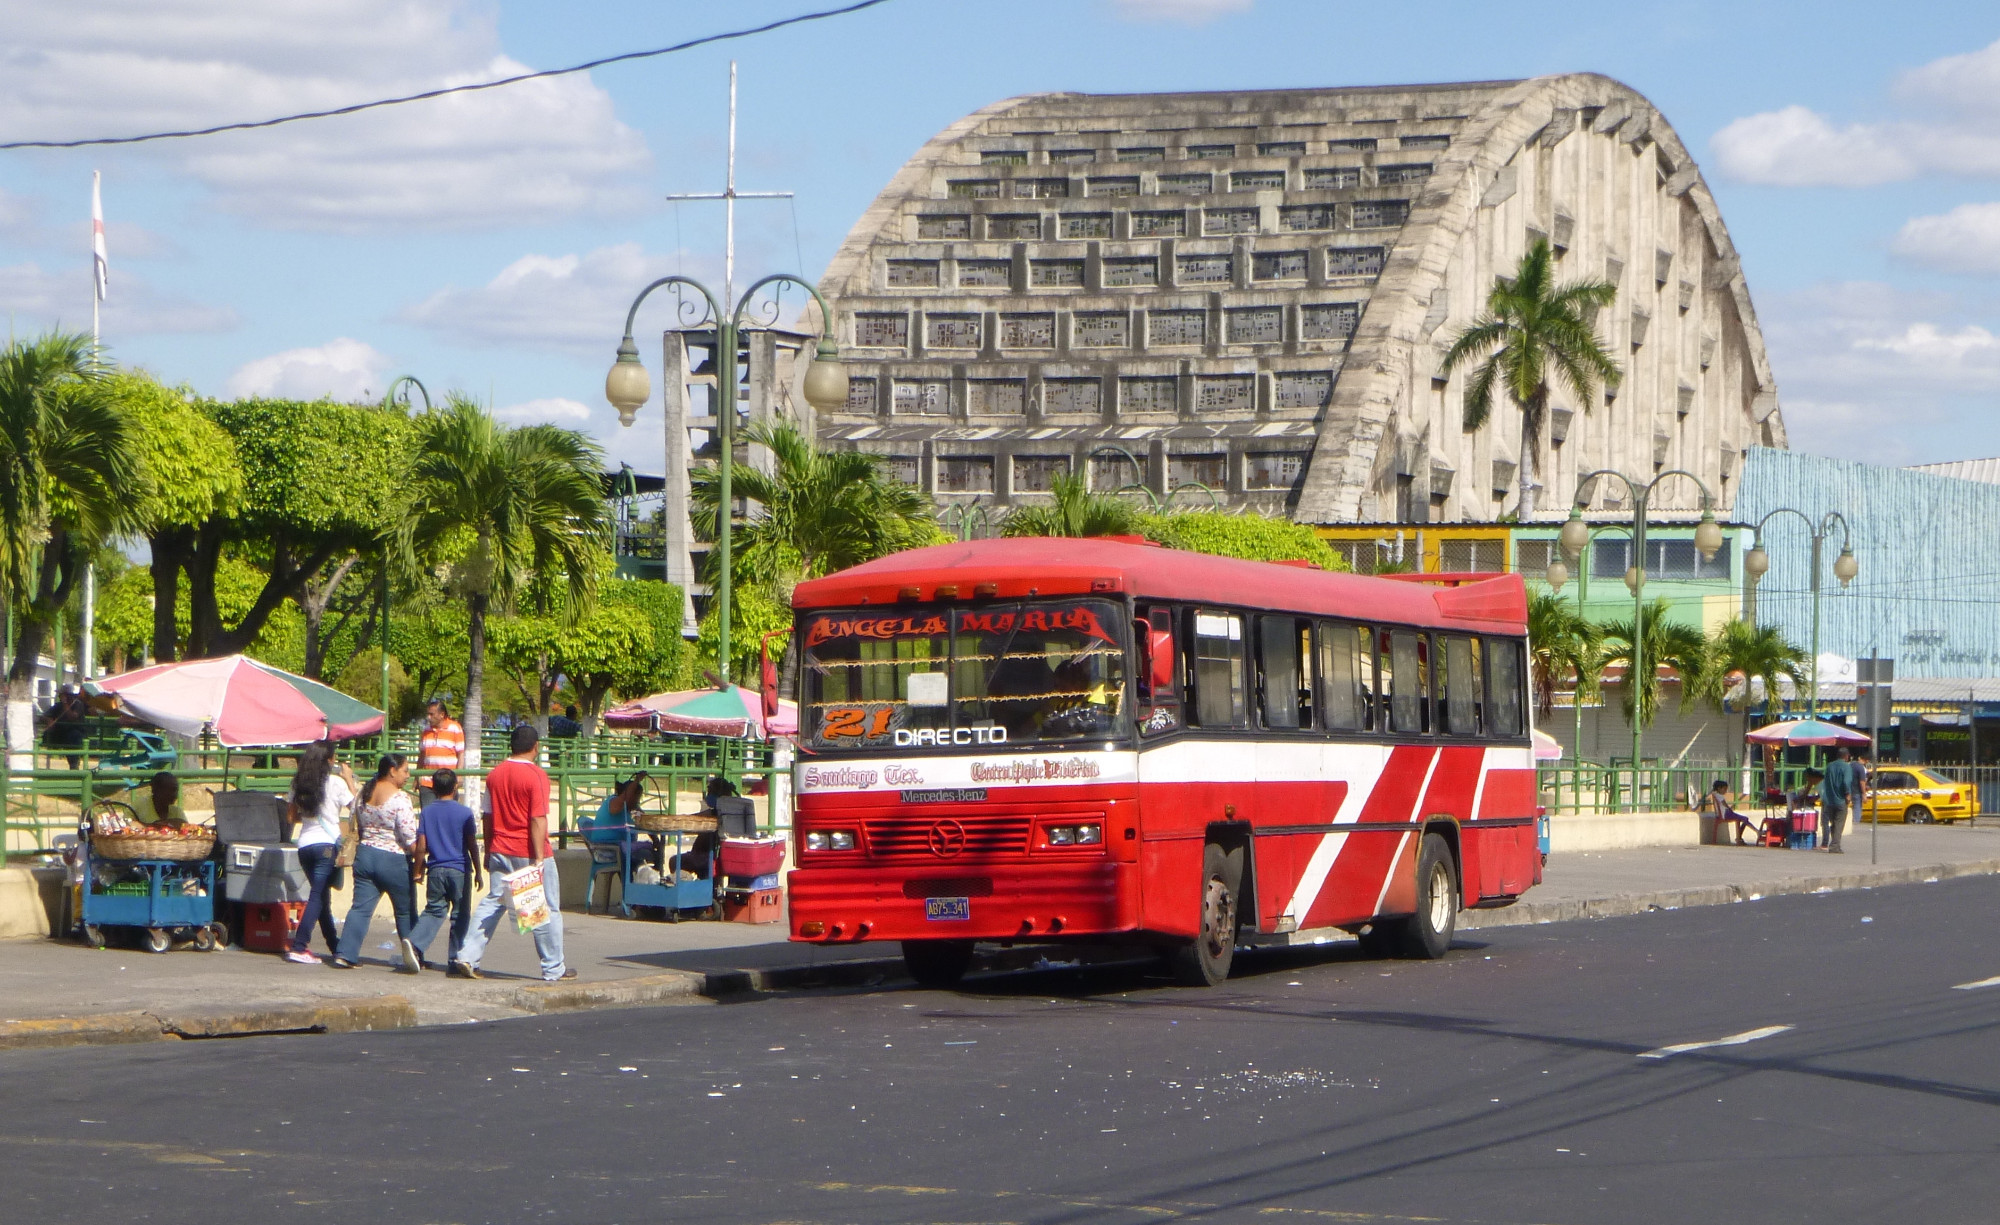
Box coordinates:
[418,700,465,810]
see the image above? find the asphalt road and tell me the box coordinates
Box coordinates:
[7,875,2000,1225]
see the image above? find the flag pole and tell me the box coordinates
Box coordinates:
[82,170,107,685]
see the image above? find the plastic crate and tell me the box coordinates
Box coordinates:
[721,888,783,925]
[724,872,782,892]
[718,836,784,877]
[241,901,306,952]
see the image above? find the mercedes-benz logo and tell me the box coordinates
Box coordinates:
[927,819,966,858]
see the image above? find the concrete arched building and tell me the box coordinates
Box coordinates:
[812,75,1785,525]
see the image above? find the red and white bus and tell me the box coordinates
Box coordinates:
[787,536,1541,987]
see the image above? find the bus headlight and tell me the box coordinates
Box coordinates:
[1075,824,1102,845]
[1043,823,1103,847]
[806,830,856,851]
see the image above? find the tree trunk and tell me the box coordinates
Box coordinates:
[462,589,487,808]
[148,528,192,664]
[299,554,360,679]
[1517,388,1547,519]
[183,524,338,660]
[7,530,84,770]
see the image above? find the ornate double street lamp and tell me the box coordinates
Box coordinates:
[1742,509,1858,719]
[604,274,850,684]
[1558,470,1724,802]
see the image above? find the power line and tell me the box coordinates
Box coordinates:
[0,0,893,151]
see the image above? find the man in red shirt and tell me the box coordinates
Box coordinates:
[453,723,573,981]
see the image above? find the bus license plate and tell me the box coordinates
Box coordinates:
[925,896,970,922]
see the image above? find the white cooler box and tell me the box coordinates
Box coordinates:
[226,843,310,904]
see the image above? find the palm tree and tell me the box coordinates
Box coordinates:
[1440,239,1621,517]
[1000,469,1142,538]
[689,420,940,593]
[1692,618,1808,765]
[396,396,608,775]
[1527,592,1604,721]
[0,332,144,765]
[1599,598,1708,731]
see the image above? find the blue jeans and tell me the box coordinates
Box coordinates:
[290,843,343,954]
[406,865,473,967]
[458,855,565,979]
[334,844,416,964]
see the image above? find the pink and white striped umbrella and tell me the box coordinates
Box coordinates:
[93,655,383,747]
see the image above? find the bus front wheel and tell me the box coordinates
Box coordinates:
[1169,842,1243,987]
[903,939,975,989]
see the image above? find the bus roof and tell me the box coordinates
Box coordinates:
[792,537,1526,635]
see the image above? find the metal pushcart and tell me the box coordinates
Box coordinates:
[78,803,226,953]
[618,812,718,920]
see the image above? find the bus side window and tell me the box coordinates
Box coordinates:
[1136,606,1181,735]
[1444,636,1480,736]
[1190,610,1246,729]
[1388,629,1426,734]
[1318,621,1360,731]
[1257,616,1304,730]
[1355,624,1378,731]
[1487,637,1525,737]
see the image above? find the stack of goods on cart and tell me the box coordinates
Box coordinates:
[718,832,786,923]
[91,805,215,862]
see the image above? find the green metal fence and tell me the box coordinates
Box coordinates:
[1537,761,1813,814]
[3,735,776,859]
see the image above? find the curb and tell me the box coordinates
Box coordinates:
[513,972,708,1014]
[0,995,416,1051]
[1461,856,2000,930]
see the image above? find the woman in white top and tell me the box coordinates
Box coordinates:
[330,754,421,971]
[285,741,356,965]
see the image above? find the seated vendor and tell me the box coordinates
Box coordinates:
[126,771,187,826]
[1790,768,1823,811]
[1698,780,1759,846]
[583,773,648,850]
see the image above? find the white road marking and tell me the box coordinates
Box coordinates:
[1953,975,2000,991]
[1637,1025,1793,1060]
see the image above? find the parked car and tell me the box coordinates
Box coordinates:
[1864,767,1975,824]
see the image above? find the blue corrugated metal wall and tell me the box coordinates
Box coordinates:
[1738,448,2000,678]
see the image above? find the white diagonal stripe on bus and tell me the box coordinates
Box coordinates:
[1369,831,1413,917]
[1279,747,1389,925]
[1367,749,1445,917]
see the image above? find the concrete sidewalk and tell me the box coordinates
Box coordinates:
[5,823,1999,1049]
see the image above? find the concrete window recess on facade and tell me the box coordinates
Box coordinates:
[969,380,1025,415]
[1247,452,1309,490]
[1171,453,1228,488]
[927,314,981,349]
[1091,452,1148,489]
[817,79,1786,522]
[883,456,919,484]
[1013,455,1070,492]
[937,457,994,493]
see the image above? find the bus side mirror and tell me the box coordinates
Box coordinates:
[1147,627,1175,693]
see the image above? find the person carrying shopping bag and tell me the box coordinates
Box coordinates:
[454,724,574,981]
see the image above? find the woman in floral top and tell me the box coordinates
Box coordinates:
[330,754,422,971]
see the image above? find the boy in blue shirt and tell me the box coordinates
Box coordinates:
[406,769,482,973]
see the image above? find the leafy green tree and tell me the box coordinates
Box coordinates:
[1141,510,1348,568]
[0,333,146,758]
[690,420,943,593]
[1598,598,1708,730]
[179,397,406,660]
[1440,239,1621,517]
[94,556,303,672]
[1527,592,1604,720]
[109,370,242,663]
[697,583,792,688]
[396,395,608,773]
[387,590,470,713]
[492,576,691,734]
[1002,470,1142,538]
[1691,618,1808,762]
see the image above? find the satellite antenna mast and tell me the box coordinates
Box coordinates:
[663,61,794,311]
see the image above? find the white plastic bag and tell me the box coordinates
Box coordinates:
[505,864,551,932]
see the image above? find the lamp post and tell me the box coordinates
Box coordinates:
[605,275,849,686]
[1561,470,1724,806]
[379,376,433,745]
[1742,508,1857,719]
[1543,522,1632,760]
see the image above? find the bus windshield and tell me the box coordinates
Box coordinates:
[801,599,1128,752]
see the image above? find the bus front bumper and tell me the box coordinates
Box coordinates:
[788,861,1139,943]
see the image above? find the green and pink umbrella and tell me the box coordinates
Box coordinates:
[1744,718,1870,747]
[92,655,384,747]
[603,685,797,739]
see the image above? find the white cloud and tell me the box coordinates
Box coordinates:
[225,337,390,400]
[1107,0,1252,23]
[0,259,237,335]
[0,0,649,231]
[494,396,591,424]
[1761,281,2000,462]
[1712,39,2000,185]
[403,242,726,358]
[1893,202,2000,274]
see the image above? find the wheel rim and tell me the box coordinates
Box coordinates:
[1426,861,1453,932]
[1200,875,1235,960]
[1910,808,1930,824]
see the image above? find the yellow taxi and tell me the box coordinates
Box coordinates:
[1862,767,1977,824]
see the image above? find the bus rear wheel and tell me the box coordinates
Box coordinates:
[903,939,975,989]
[1169,842,1242,987]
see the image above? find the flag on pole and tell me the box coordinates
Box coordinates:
[91,170,108,303]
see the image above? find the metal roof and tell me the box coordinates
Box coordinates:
[1905,457,2000,485]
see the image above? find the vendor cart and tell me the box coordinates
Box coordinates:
[618,812,718,920]
[78,802,226,953]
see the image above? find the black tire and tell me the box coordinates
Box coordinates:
[1907,805,1933,825]
[192,926,216,952]
[144,927,172,954]
[206,921,231,951]
[1169,842,1243,987]
[903,939,975,989]
[83,924,106,949]
[1394,832,1458,960]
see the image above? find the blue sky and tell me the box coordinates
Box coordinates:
[2,0,1996,470]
